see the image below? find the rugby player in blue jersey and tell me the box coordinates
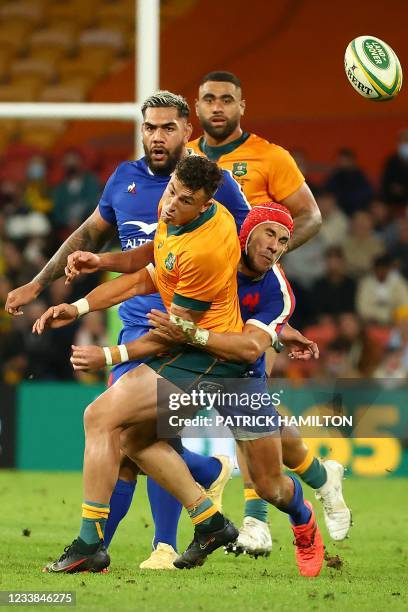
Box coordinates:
[5,91,250,567]
[37,202,328,576]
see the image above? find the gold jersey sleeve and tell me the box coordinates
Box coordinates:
[189,133,305,206]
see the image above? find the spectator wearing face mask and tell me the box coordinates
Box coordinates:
[24,154,53,215]
[0,180,50,241]
[381,128,408,207]
[52,149,101,236]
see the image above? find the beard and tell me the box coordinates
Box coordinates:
[200,116,240,142]
[144,142,185,176]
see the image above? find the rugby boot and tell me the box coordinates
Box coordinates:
[43,539,110,573]
[315,460,351,541]
[139,543,177,570]
[225,516,272,558]
[291,501,324,577]
[174,518,238,569]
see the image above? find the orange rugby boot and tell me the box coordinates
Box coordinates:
[291,500,324,577]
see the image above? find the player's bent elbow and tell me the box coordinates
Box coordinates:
[241,339,263,363]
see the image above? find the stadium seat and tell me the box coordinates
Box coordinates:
[45,0,98,28]
[39,83,89,103]
[79,28,127,55]
[0,82,42,102]
[19,119,67,150]
[59,54,112,84]
[30,25,78,56]
[0,22,34,54]
[0,1,44,25]
[10,58,57,84]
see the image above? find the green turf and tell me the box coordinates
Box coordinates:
[1,471,407,611]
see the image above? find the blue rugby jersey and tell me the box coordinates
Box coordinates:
[98,157,250,326]
[238,264,295,377]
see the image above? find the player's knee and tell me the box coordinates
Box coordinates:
[83,400,111,434]
[253,474,286,507]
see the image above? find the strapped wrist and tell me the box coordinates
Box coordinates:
[71,298,90,317]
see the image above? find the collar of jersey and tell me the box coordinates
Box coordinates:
[167,203,217,236]
[199,132,250,161]
[238,269,267,283]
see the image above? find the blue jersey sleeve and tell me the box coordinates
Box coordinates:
[215,170,250,231]
[245,268,295,343]
[98,166,120,225]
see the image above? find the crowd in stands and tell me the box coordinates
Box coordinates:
[1,130,407,385]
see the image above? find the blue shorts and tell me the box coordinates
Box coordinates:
[109,324,147,385]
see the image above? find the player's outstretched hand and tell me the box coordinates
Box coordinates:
[147,309,186,344]
[32,303,78,334]
[70,345,105,371]
[65,251,101,285]
[280,325,319,361]
[5,281,42,316]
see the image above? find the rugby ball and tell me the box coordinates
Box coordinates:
[344,35,403,101]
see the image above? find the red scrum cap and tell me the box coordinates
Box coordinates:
[239,202,294,253]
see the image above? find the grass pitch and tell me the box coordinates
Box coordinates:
[1,471,407,611]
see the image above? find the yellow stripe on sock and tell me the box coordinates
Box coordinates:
[95,521,104,540]
[191,504,218,525]
[244,487,261,501]
[292,448,314,475]
[81,503,110,520]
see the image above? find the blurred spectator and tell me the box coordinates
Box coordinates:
[290,148,318,194]
[389,218,408,279]
[388,305,408,370]
[315,337,361,380]
[369,198,399,249]
[372,347,407,388]
[311,246,356,318]
[324,148,374,216]
[24,154,53,214]
[0,179,50,240]
[342,211,385,278]
[52,150,100,235]
[2,240,38,287]
[283,232,326,289]
[381,128,408,206]
[356,255,408,325]
[337,313,380,376]
[317,191,348,246]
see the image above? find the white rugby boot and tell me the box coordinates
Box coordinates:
[226,516,272,558]
[315,460,351,541]
[139,543,177,570]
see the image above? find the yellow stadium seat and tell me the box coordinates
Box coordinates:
[0,82,42,102]
[19,119,67,149]
[0,22,34,54]
[78,28,126,55]
[30,47,68,64]
[39,83,89,102]
[0,1,44,25]
[11,58,57,83]
[30,25,78,54]
[45,0,98,28]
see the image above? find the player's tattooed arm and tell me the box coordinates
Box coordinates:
[282,183,322,251]
[5,207,114,315]
[32,267,156,335]
[65,241,155,282]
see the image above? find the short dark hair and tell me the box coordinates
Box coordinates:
[175,155,223,198]
[141,90,190,119]
[199,71,242,89]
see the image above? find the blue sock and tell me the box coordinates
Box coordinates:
[104,479,136,548]
[147,477,182,551]
[284,476,312,526]
[180,447,222,489]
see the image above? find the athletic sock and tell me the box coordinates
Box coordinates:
[180,447,222,489]
[187,495,224,534]
[293,450,327,489]
[79,501,110,547]
[104,479,136,548]
[284,476,312,526]
[244,486,268,523]
[147,477,182,551]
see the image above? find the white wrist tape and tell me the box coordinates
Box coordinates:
[71,298,90,317]
[118,344,129,363]
[103,346,113,366]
